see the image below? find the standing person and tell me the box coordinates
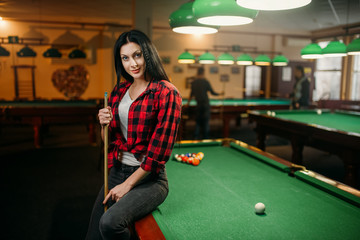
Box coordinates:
[187,67,222,139]
[290,65,310,109]
[86,29,182,240]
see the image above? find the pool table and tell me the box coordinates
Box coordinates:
[135,139,360,239]
[181,98,290,138]
[0,99,100,147]
[248,109,360,187]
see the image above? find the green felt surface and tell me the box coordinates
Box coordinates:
[0,100,98,108]
[263,109,360,134]
[153,143,360,239]
[182,98,290,106]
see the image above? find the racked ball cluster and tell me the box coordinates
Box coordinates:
[174,152,204,166]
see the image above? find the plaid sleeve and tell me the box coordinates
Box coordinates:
[141,87,182,173]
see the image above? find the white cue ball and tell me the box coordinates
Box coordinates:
[317,109,322,115]
[255,202,266,214]
[271,112,276,117]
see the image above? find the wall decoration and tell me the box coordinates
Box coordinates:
[282,67,291,82]
[220,74,229,82]
[231,66,240,74]
[161,56,171,64]
[173,65,183,73]
[51,65,89,99]
[210,66,218,74]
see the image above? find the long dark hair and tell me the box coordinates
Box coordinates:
[114,29,169,85]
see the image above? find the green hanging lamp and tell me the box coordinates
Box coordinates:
[347,38,360,55]
[272,55,289,66]
[236,54,253,65]
[322,40,347,57]
[193,0,259,26]
[236,0,312,11]
[199,51,216,64]
[17,46,37,57]
[218,52,235,65]
[178,51,196,64]
[255,54,271,66]
[43,47,62,58]
[301,43,323,59]
[169,1,219,34]
[0,46,10,56]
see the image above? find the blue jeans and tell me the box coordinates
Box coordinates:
[85,162,169,240]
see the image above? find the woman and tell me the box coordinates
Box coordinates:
[86,30,182,240]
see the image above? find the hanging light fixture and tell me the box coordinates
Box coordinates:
[236,0,312,11]
[17,46,37,57]
[43,47,62,58]
[218,52,235,65]
[272,55,289,66]
[193,0,259,26]
[0,46,10,56]
[68,48,86,58]
[169,2,219,34]
[178,51,196,64]
[199,51,216,64]
[301,43,323,59]
[255,54,271,66]
[322,40,347,57]
[347,38,360,55]
[236,53,253,65]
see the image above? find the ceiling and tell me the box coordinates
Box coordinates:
[1,0,360,34]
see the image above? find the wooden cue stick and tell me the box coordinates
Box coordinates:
[104,92,109,212]
[220,81,226,119]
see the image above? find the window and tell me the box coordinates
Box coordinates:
[245,66,261,97]
[351,55,360,100]
[314,41,342,100]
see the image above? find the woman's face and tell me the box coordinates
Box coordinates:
[120,42,146,81]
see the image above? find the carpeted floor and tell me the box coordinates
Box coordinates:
[0,119,358,239]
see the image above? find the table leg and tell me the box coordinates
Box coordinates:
[342,150,358,188]
[222,117,230,138]
[33,124,42,148]
[255,127,266,151]
[290,137,304,165]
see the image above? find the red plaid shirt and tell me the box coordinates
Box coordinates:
[107,80,182,173]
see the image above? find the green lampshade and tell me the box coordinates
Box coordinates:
[68,49,86,59]
[218,52,235,65]
[255,54,271,66]
[17,46,36,57]
[301,43,323,59]
[272,55,289,66]
[169,2,219,34]
[43,48,62,58]
[236,0,312,11]
[199,52,216,64]
[347,38,360,55]
[322,40,347,57]
[236,54,253,65]
[0,46,10,56]
[178,51,195,64]
[193,0,259,26]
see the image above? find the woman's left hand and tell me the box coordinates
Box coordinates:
[103,182,132,204]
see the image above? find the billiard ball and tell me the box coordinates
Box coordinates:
[317,109,322,115]
[193,158,200,166]
[196,152,204,160]
[255,202,265,214]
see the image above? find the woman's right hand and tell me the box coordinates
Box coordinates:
[98,106,112,126]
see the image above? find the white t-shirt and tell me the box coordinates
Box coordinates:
[118,89,142,166]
